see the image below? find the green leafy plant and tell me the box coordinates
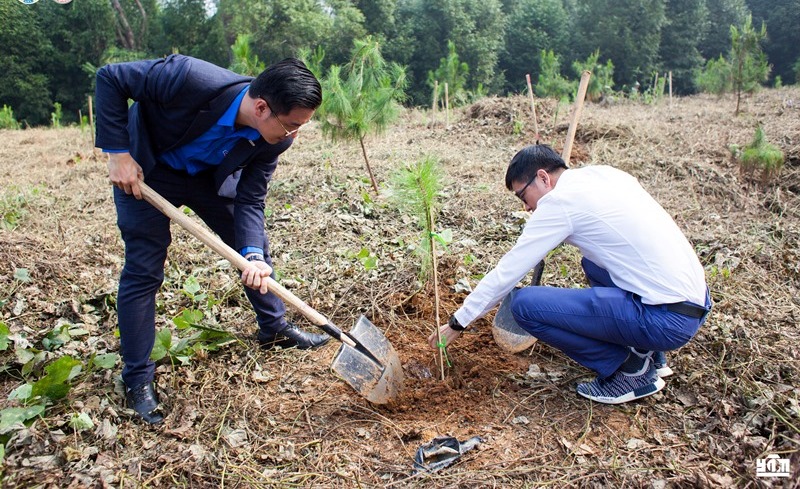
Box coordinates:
[354,247,378,271]
[1,187,31,230]
[317,36,407,194]
[695,55,733,96]
[735,125,784,184]
[0,105,20,130]
[391,156,451,378]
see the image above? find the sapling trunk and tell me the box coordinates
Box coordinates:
[359,136,380,194]
[425,204,445,381]
[389,157,448,380]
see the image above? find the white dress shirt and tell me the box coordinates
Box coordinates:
[454,165,707,327]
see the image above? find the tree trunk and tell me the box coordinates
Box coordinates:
[359,136,380,195]
[426,206,445,381]
[110,0,148,51]
[111,0,135,50]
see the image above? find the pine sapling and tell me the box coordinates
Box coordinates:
[739,125,784,184]
[390,156,451,380]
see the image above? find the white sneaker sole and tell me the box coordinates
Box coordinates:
[577,377,666,405]
[656,365,674,377]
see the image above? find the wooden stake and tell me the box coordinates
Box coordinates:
[669,71,673,106]
[444,82,450,128]
[561,71,591,166]
[432,80,439,113]
[88,95,95,147]
[526,74,540,141]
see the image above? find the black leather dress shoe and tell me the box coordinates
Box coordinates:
[258,322,331,349]
[125,382,164,425]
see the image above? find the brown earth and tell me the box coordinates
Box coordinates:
[1,87,799,488]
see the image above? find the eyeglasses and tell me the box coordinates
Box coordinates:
[514,174,538,201]
[264,100,300,137]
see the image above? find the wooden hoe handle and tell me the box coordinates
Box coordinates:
[137,181,331,327]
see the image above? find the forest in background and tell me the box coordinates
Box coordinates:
[1,0,799,127]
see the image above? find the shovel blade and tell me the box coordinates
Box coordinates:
[331,315,404,404]
[492,289,538,353]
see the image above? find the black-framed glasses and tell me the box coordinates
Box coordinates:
[514,174,538,200]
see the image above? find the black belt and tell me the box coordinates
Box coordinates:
[665,302,708,319]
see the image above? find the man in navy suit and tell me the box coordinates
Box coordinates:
[95,55,329,424]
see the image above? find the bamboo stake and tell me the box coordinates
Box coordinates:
[669,71,673,107]
[428,209,445,381]
[432,80,439,116]
[444,82,450,128]
[526,74,540,142]
[561,70,591,166]
[88,95,95,146]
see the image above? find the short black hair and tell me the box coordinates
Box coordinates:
[249,58,322,115]
[505,144,568,190]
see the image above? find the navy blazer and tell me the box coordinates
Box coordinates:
[95,54,292,250]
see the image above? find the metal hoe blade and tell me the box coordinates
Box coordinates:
[331,315,404,404]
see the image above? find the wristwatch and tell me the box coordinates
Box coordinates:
[448,315,466,331]
[246,254,265,262]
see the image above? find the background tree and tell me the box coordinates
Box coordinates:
[746,0,800,85]
[730,15,770,113]
[571,0,666,88]
[658,0,709,94]
[699,0,749,61]
[0,2,55,126]
[393,0,505,104]
[152,0,227,65]
[318,37,407,194]
[499,0,569,94]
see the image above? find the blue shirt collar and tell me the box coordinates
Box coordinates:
[218,85,251,127]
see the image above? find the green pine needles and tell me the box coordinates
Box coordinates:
[391,156,452,379]
[738,125,784,184]
[317,37,407,194]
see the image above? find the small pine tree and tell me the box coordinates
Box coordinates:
[730,15,770,114]
[572,50,614,102]
[535,50,576,101]
[390,156,451,379]
[229,34,265,76]
[318,37,407,194]
[427,41,470,107]
[739,125,784,184]
[0,105,20,130]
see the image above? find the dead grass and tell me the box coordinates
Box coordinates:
[1,87,800,487]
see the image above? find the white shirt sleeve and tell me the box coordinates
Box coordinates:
[454,197,572,327]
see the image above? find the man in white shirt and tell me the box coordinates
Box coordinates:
[429,144,710,404]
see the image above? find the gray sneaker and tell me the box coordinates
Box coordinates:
[576,360,665,404]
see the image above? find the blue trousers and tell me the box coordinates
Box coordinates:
[114,164,286,388]
[510,258,709,378]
